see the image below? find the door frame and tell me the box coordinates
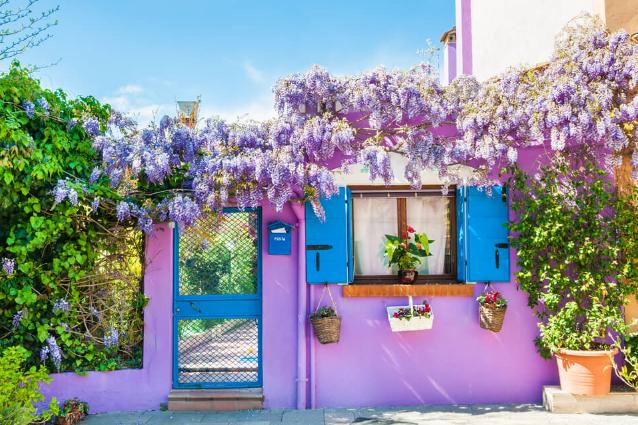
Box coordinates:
[171,207,263,389]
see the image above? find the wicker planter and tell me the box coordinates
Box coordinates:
[56,411,84,425]
[310,315,341,344]
[479,303,507,332]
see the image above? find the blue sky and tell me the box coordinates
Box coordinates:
[12,0,455,124]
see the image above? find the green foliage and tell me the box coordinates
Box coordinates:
[508,155,638,358]
[384,228,433,270]
[0,64,144,372]
[0,346,58,425]
[310,306,337,319]
[613,333,638,390]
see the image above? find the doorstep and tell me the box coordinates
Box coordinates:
[167,388,264,411]
[543,385,638,413]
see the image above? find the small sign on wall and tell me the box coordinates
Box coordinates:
[267,221,293,255]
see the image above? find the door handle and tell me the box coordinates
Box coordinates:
[189,301,202,313]
[495,249,500,269]
[495,243,509,249]
[307,244,333,250]
[316,252,320,271]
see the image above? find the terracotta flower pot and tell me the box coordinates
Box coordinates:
[398,269,418,284]
[555,348,617,396]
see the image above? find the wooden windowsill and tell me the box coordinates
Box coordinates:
[343,283,474,298]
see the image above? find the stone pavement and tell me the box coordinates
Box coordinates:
[81,404,638,424]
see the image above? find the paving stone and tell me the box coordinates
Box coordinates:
[324,409,356,424]
[81,404,638,425]
[282,408,324,424]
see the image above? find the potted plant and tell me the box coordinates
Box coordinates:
[477,289,507,332]
[387,297,433,332]
[56,399,88,425]
[508,158,638,396]
[385,226,433,284]
[310,306,341,344]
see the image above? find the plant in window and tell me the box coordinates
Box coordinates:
[384,226,433,283]
[477,289,508,333]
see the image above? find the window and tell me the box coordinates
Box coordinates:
[351,185,456,283]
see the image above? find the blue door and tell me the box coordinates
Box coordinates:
[173,208,262,389]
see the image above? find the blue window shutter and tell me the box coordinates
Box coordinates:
[305,187,353,284]
[465,186,510,282]
[456,186,467,282]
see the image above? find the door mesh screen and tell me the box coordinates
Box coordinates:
[176,318,259,386]
[178,212,259,296]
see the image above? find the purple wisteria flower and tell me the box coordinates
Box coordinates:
[12,310,24,329]
[116,202,131,221]
[22,100,35,118]
[104,327,120,348]
[89,167,101,184]
[91,197,100,212]
[83,118,101,137]
[53,298,70,313]
[52,180,79,206]
[36,97,50,115]
[2,258,15,275]
[41,336,63,370]
[67,118,77,131]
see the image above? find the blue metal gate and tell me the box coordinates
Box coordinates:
[173,208,262,389]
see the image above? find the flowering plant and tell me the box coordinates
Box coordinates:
[392,301,432,321]
[384,226,432,270]
[59,398,89,417]
[476,290,507,309]
[310,306,337,320]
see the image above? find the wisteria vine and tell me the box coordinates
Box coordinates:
[29,15,638,231]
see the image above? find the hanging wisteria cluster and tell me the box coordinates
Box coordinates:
[41,15,638,231]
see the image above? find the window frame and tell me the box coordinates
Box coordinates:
[350,184,458,284]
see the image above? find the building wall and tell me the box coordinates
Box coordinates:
[468,0,603,81]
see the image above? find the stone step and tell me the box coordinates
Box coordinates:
[543,385,638,414]
[168,388,264,411]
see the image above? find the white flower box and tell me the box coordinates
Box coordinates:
[386,297,434,332]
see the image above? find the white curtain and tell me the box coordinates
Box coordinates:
[406,197,448,275]
[353,198,397,275]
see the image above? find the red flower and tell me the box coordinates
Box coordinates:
[393,312,399,318]
[424,305,431,313]
[407,226,415,233]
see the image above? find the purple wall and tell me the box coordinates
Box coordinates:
[39,150,560,412]
[41,224,174,414]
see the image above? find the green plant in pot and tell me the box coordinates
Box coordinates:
[508,156,638,396]
[384,226,433,284]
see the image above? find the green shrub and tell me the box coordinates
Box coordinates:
[508,154,638,358]
[0,346,58,425]
[0,64,145,372]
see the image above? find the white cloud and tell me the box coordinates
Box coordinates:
[243,62,265,84]
[199,94,275,123]
[116,84,143,95]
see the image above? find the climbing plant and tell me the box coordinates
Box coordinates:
[508,154,638,358]
[0,64,145,372]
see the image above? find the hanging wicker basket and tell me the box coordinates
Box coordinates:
[479,304,507,332]
[310,285,342,344]
[310,315,341,344]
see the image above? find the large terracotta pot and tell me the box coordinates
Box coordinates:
[555,348,617,396]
